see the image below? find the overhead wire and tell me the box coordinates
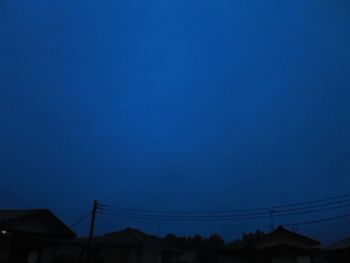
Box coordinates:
[97,203,350,222]
[98,199,350,218]
[95,193,350,224]
[70,211,92,228]
[98,193,350,215]
[285,213,350,227]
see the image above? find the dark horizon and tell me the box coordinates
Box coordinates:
[1,0,350,248]
[5,194,349,246]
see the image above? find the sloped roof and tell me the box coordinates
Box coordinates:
[96,228,176,251]
[327,237,350,250]
[0,209,75,238]
[0,209,44,224]
[255,226,320,250]
[95,228,142,246]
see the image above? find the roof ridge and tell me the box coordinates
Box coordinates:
[0,209,46,223]
[267,225,320,245]
[327,236,350,248]
[0,209,46,212]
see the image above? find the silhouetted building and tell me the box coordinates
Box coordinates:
[91,228,180,263]
[325,236,350,263]
[219,226,320,263]
[0,209,76,263]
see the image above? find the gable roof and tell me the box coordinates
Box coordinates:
[327,237,350,250]
[0,209,76,238]
[95,228,174,251]
[255,226,320,250]
[100,228,160,244]
[96,228,142,246]
[0,209,43,224]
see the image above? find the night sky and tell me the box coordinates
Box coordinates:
[1,0,350,244]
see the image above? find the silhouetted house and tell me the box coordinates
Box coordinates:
[219,239,253,263]
[219,226,320,263]
[325,237,350,263]
[0,209,76,263]
[253,226,320,263]
[91,228,179,263]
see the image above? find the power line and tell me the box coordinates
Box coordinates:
[98,199,350,218]
[97,197,350,221]
[96,210,270,222]
[98,193,350,215]
[285,213,350,227]
[97,209,350,230]
[97,203,350,222]
[70,211,92,228]
[273,203,350,218]
[95,194,350,231]
[274,198,350,213]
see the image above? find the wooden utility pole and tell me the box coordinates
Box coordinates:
[86,200,97,263]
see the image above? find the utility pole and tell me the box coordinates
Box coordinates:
[86,200,97,263]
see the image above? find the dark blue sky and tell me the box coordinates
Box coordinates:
[1,0,350,244]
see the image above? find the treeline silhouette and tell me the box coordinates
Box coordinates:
[227,230,265,248]
[163,230,265,262]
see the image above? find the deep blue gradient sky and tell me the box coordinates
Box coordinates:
[1,0,350,244]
